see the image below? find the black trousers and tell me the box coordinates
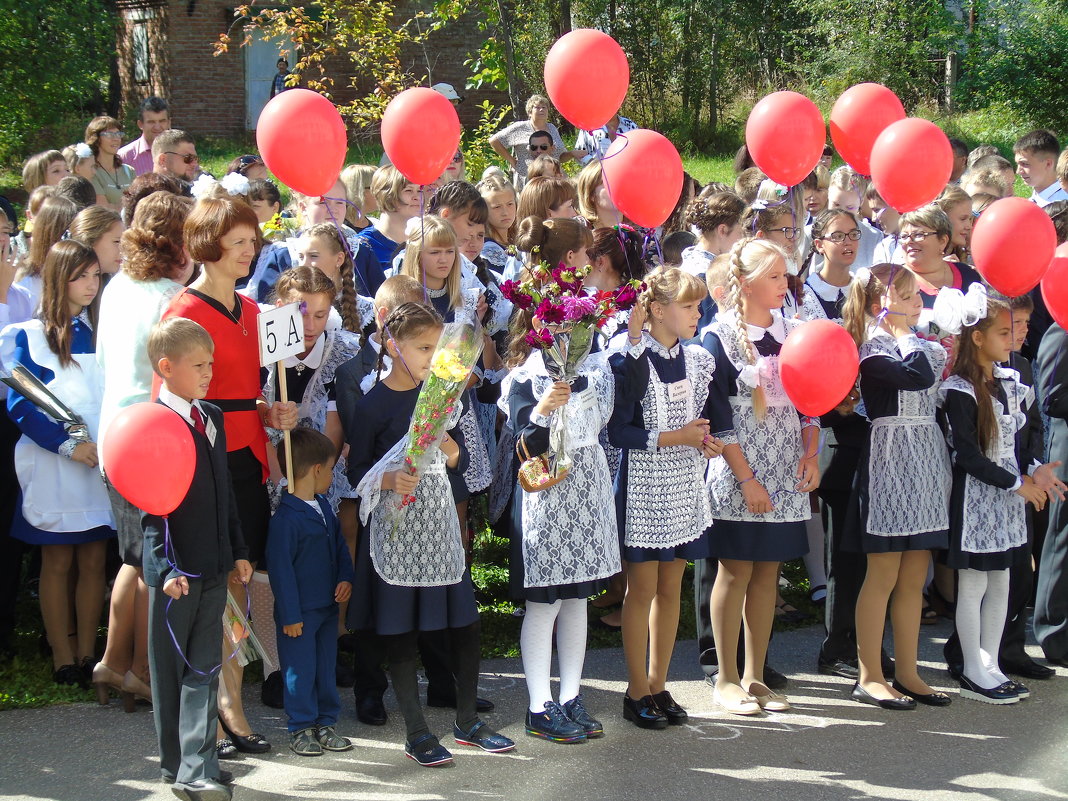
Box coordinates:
[0,412,26,649]
[819,489,867,663]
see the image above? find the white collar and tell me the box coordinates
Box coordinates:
[806,270,851,303]
[158,386,205,428]
[679,246,715,277]
[643,332,682,358]
[284,332,325,369]
[744,309,787,344]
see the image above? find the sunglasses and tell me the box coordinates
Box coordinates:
[165,151,200,165]
[238,155,263,165]
[529,143,551,152]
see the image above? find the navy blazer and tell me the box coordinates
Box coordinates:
[142,401,248,588]
[266,492,355,626]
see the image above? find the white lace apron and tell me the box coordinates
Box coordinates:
[705,314,813,524]
[942,372,1029,554]
[459,399,492,494]
[862,333,951,536]
[513,358,620,586]
[9,323,113,532]
[356,422,466,587]
[623,339,714,549]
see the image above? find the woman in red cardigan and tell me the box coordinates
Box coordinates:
[163,197,297,757]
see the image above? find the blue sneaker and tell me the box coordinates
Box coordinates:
[525,701,587,743]
[404,734,453,767]
[453,720,516,753]
[562,695,604,738]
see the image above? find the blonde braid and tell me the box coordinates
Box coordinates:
[338,259,360,332]
[728,239,767,420]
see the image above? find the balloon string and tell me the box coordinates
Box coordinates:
[419,186,428,304]
[591,130,629,236]
[321,195,371,296]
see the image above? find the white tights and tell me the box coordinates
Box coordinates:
[520,598,588,713]
[955,568,1010,690]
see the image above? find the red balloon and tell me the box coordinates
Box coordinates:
[745,92,826,187]
[971,197,1056,296]
[779,320,860,417]
[870,118,952,213]
[601,129,683,228]
[829,83,906,176]
[1042,255,1068,330]
[101,403,196,516]
[381,88,461,186]
[544,29,630,131]
[256,89,347,197]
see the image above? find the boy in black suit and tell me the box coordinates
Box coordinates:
[143,318,251,801]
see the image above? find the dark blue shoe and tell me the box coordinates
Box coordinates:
[453,720,515,753]
[957,674,1019,705]
[622,694,668,729]
[404,734,453,767]
[525,701,587,743]
[562,695,603,738]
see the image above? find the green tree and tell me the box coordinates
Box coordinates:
[0,0,115,165]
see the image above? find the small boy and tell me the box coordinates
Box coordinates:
[1014,129,1068,207]
[143,318,251,801]
[267,427,355,756]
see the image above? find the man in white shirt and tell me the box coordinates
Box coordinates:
[1014,129,1068,208]
[575,113,638,166]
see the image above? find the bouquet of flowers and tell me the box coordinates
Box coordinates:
[391,320,484,517]
[261,212,300,243]
[223,590,270,669]
[501,261,643,475]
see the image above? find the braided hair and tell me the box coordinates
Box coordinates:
[377,301,443,381]
[304,222,361,332]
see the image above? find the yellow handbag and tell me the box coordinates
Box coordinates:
[515,434,570,493]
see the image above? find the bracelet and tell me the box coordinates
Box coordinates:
[627,333,642,343]
[737,473,757,486]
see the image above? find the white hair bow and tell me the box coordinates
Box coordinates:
[931,282,988,335]
[220,172,250,197]
[74,142,92,159]
[854,267,873,285]
[190,174,218,201]
[404,216,423,239]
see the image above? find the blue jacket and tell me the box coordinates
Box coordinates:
[266,492,355,626]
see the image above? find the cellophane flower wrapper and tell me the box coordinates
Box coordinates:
[388,320,484,527]
[223,589,270,669]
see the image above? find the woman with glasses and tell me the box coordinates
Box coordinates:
[488,95,586,188]
[85,117,135,211]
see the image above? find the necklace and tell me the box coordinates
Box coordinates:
[220,294,248,336]
[96,159,122,191]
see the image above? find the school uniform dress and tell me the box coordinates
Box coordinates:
[915,262,984,359]
[267,492,355,733]
[142,392,247,786]
[799,271,850,323]
[1,317,114,545]
[702,310,812,561]
[608,333,719,562]
[845,329,950,553]
[679,246,718,332]
[939,368,1034,571]
[504,352,621,601]
[247,236,385,303]
[164,288,271,562]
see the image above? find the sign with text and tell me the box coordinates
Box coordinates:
[257,302,304,367]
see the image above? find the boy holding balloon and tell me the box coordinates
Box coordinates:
[141,317,251,800]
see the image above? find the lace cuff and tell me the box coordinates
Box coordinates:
[58,438,79,460]
[529,410,552,428]
[716,429,739,447]
[1007,476,1022,493]
[800,416,821,430]
[646,430,659,452]
[1028,460,1042,477]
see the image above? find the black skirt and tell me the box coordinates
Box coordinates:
[228,447,270,565]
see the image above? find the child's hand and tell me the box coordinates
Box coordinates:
[676,418,710,450]
[796,456,821,493]
[163,575,189,600]
[439,431,459,458]
[283,622,303,638]
[234,559,253,585]
[535,381,571,416]
[700,435,725,460]
[741,479,773,514]
[627,302,647,343]
[70,441,99,468]
[1033,461,1068,502]
[834,387,860,415]
[387,469,419,496]
[266,400,299,431]
[335,581,352,603]
[1016,475,1047,511]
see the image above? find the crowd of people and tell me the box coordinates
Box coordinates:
[2,89,1068,801]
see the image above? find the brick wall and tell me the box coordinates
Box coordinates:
[117,0,512,140]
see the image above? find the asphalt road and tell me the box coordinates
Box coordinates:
[1,619,1065,801]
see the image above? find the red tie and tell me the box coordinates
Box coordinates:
[189,404,206,436]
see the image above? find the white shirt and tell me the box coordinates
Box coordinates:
[1031,182,1068,208]
[157,385,208,431]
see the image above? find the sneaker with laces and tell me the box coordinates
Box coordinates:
[316,725,353,752]
[525,701,586,743]
[289,727,323,756]
[562,695,603,738]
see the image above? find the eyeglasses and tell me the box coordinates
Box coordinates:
[819,229,862,243]
[529,144,551,152]
[772,227,802,241]
[451,152,464,163]
[165,151,200,164]
[898,230,937,243]
[99,131,123,139]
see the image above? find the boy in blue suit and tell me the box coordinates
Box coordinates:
[268,427,355,756]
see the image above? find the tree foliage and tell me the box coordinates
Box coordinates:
[0,0,115,165]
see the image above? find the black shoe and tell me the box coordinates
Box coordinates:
[526,701,587,743]
[79,656,97,686]
[261,670,284,709]
[1045,655,1068,668]
[946,662,963,680]
[337,632,358,653]
[763,664,788,690]
[216,739,239,760]
[53,663,86,688]
[335,655,355,688]
[622,694,668,730]
[1006,680,1030,699]
[591,615,622,632]
[891,680,952,707]
[171,778,231,801]
[562,694,603,738]
[1001,658,1055,680]
[356,694,387,725]
[818,658,860,680]
[880,653,896,680]
[851,682,916,710]
[650,690,688,725]
[219,720,271,754]
[957,673,1019,705]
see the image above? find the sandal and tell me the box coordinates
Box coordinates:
[920,599,939,625]
[775,601,811,624]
